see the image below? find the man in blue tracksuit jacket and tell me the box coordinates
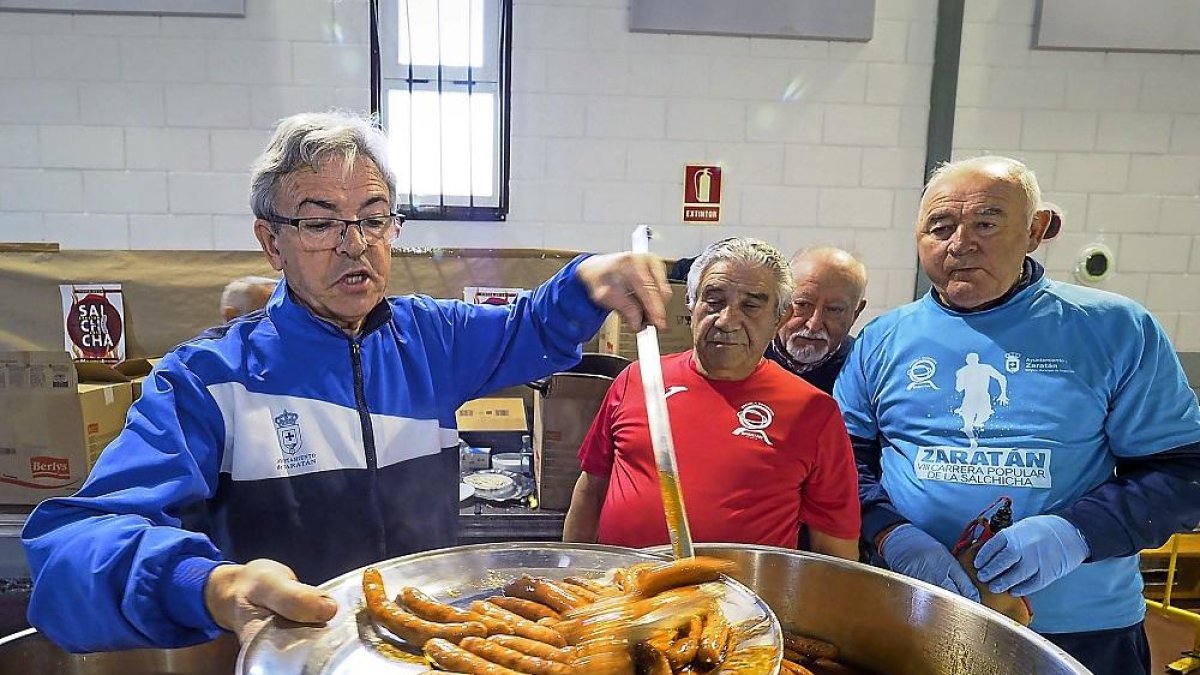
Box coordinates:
[21,111,672,653]
[835,156,1200,675]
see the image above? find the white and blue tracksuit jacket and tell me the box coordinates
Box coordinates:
[22,255,608,652]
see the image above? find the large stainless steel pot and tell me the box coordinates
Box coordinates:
[647,544,1091,675]
[0,628,237,675]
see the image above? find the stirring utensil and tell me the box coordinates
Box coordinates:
[631,225,695,560]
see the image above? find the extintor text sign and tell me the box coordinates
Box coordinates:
[60,284,125,363]
[682,165,722,223]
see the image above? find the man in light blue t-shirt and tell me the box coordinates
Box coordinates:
[835,155,1200,675]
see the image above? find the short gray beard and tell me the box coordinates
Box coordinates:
[785,332,831,365]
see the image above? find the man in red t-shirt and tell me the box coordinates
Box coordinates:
[563,238,861,558]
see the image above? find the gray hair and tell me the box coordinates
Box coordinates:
[926,155,1043,220]
[221,275,278,316]
[686,237,794,319]
[249,111,397,220]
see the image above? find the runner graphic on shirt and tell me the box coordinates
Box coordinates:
[954,353,1009,447]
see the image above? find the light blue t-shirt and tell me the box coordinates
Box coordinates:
[835,273,1200,633]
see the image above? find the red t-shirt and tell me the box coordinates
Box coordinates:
[579,351,861,549]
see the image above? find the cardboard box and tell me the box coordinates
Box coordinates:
[115,357,160,400]
[596,282,692,361]
[531,354,628,511]
[75,356,161,400]
[455,397,529,457]
[0,351,134,504]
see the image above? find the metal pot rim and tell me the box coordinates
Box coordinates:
[643,542,1088,672]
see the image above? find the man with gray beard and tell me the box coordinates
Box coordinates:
[765,247,868,394]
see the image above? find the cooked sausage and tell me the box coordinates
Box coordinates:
[806,658,863,675]
[696,608,731,668]
[665,614,702,668]
[470,600,568,647]
[781,660,816,675]
[633,642,672,675]
[361,568,487,645]
[504,575,587,613]
[562,576,622,598]
[400,586,474,622]
[634,557,737,597]
[424,637,526,675]
[782,631,839,661]
[486,634,572,664]
[487,595,561,622]
[557,579,600,602]
[572,638,634,675]
[459,636,575,675]
[400,586,513,636]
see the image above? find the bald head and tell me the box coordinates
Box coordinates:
[925,155,1042,222]
[221,276,278,321]
[791,247,868,307]
[916,155,1052,310]
[778,246,868,365]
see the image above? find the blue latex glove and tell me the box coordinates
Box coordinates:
[974,515,1089,597]
[880,523,981,602]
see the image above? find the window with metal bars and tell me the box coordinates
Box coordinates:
[372,0,511,221]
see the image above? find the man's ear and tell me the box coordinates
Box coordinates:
[853,298,867,323]
[1027,209,1052,253]
[254,220,285,272]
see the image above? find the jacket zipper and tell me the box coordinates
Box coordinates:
[352,339,387,559]
[351,341,378,469]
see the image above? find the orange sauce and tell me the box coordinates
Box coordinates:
[658,469,694,559]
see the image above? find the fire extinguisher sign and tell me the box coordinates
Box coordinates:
[682,165,722,223]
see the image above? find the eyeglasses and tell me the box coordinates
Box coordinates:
[264,213,404,251]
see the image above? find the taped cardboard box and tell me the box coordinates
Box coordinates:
[596,282,692,361]
[456,397,529,459]
[532,354,629,511]
[76,356,161,401]
[0,352,133,504]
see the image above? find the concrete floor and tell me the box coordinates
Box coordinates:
[1149,606,1199,674]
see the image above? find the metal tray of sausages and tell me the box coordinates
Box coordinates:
[237,542,782,674]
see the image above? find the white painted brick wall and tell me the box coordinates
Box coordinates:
[0,34,33,78]
[1096,113,1172,153]
[38,0,1200,338]
[0,126,40,168]
[817,188,894,229]
[1087,194,1160,234]
[36,35,120,80]
[80,83,164,126]
[167,173,249,215]
[823,105,901,146]
[0,169,82,212]
[784,146,860,187]
[1054,153,1128,193]
[42,213,130,249]
[953,0,1200,347]
[125,128,210,171]
[39,126,124,169]
[166,85,252,128]
[739,186,819,227]
[128,215,214,250]
[1119,234,1192,274]
[1161,197,1200,234]
[83,171,168,214]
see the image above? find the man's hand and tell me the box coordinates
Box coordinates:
[204,559,338,643]
[974,515,1089,597]
[576,253,671,332]
[880,524,981,602]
